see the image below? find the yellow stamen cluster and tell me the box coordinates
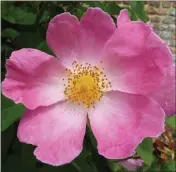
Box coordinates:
[64,61,111,108]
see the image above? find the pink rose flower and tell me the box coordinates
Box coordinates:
[2,8,175,166]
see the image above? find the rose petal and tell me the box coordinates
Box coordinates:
[146,65,176,116]
[46,12,81,68]
[146,31,174,69]
[101,51,165,94]
[79,7,116,64]
[88,91,165,159]
[2,48,66,110]
[102,19,173,94]
[17,101,87,166]
[46,8,116,68]
[104,22,151,57]
[104,20,173,67]
[117,9,131,27]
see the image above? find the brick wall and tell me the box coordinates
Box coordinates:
[117,1,176,58]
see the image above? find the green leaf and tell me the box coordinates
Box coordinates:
[39,164,79,172]
[2,2,37,25]
[129,1,149,22]
[130,11,138,21]
[37,40,54,55]
[2,154,23,172]
[73,143,94,172]
[166,115,176,129]
[2,148,37,172]
[86,128,111,172]
[144,157,159,172]
[148,160,176,172]
[2,102,25,132]
[39,10,50,23]
[2,150,37,172]
[1,95,15,109]
[2,28,20,39]
[104,2,122,16]
[12,32,43,48]
[74,6,87,19]
[1,124,16,165]
[21,144,37,168]
[161,160,176,171]
[41,2,64,20]
[108,160,122,172]
[127,8,138,21]
[86,127,97,149]
[136,138,154,166]
[84,1,105,10]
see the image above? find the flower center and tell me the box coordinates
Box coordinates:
[64,61,111,108]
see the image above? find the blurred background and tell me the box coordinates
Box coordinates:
[1,1,176,172]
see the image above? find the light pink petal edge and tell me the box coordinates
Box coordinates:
[17,101,87,166]
[2,48,67,110]
[88,91,165,159]
[46,12,81,68]
[79,7,116,65]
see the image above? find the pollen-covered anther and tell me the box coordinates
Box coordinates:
[64,61,111,108]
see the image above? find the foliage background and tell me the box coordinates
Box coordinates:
[1,1,176,172]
